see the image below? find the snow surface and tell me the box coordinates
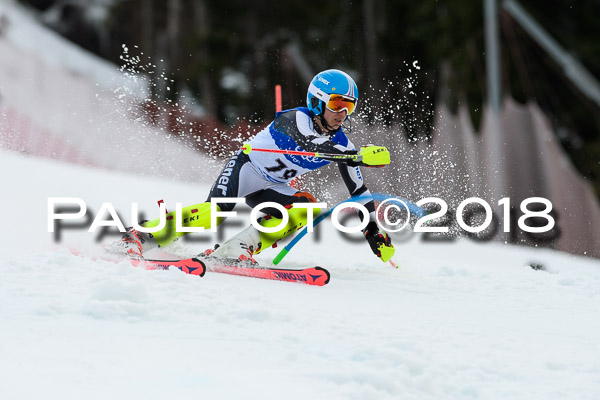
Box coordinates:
[2,0,599,397]
[2,149,600,400]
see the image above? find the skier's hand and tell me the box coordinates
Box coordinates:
[342,149,362,166]
[357,145,390,167]
[363,221,395,262]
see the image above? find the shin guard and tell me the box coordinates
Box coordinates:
[254,204,321,254]
[142,203,222,247]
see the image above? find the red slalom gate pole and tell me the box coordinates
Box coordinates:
[275,85,282,113]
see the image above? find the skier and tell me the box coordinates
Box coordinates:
[117,69,395,264]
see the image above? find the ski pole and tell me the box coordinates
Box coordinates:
[272,194,426,266]
[241,143,360,163]
[271,205,401,268]
[272,210,330,265]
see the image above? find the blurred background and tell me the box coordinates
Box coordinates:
[1,0,599,257]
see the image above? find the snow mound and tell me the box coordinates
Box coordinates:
[2,149,600,400]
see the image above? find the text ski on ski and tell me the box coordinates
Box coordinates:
[116,69,395,263]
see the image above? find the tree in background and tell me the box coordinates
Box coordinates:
[17,0,600,195]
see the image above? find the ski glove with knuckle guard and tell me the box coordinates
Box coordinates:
[363,221,395,263]
[344,145,391,167]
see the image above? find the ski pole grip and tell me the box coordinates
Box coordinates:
[242,143,253,154]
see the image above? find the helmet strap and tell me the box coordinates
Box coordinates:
[342,117,352,134]
[315,114,339,135]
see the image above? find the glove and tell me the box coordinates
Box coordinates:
[355,145,391,167]
[363,221,395,262]
[342,149,362,167]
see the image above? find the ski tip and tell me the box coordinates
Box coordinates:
[314,266,331,285]
[191,258,207,277]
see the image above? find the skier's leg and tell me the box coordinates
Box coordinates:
[114,203,216,257]
[117,152,254,256]
[143,203,217,246]
[210,189,320,260]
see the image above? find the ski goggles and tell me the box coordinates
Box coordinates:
[325,94,357,115]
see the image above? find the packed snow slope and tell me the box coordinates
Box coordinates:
[1,149,600,400]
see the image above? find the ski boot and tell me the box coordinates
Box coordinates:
[201,203,320,265]
[108,228,159,258]
[200,225,261,266]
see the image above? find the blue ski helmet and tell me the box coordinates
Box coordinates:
[306,69,359,116]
